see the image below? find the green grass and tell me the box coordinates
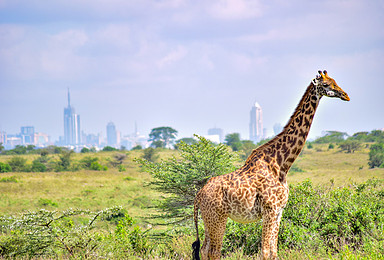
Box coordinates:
[287,144,384,185]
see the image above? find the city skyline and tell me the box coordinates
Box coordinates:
[1,1,383,142]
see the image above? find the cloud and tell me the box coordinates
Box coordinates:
[157,46,188,69]
[208,0,263,20]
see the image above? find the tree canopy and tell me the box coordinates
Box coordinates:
[149,126,178,148]
[136,135,239,224]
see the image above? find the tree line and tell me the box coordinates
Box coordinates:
[1,128,384,173]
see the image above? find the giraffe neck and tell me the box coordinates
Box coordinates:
[246,81,321,183]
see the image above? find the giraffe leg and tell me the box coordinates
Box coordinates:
[201,214,228,260]
[269,208,283,259]
[260,208,278,260]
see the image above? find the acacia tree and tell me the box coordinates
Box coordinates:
[136,135,239,224]
[149,127,178,148]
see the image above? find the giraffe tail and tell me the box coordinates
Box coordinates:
[192,197,201,260]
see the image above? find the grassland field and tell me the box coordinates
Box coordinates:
[0,144,383,226]
[0,144,383,259]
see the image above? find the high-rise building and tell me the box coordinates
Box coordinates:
[64,89,81,145]
[249,102,263,143]
[106,122,117,147]
[20,126,34,144]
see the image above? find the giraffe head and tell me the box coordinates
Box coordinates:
[313,70,350,101]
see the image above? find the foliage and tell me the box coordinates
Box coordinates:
[7,156,29,172]
[79,156,107,171]
[102,146,119,152]
[149,126,178,149]
[56,150,74,171]
[225,133,242,151]
[339,140,363,153]
[0,206,150,259]
[31,159,47,172]
[0,162,12,173]
[142,147,158,162]
[349,130,384,143]
[313,131,348,144]
[132,145,142,150]
[368,143,384,168]
[174,138,197,149]
[221,179,384,256]
[80,147,90,153]
[240,140,257,160]
[136,135,239,224]
[0,176,19,183]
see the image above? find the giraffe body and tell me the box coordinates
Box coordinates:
[192,71,350,260]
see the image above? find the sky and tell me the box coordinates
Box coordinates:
[0,0,383,142]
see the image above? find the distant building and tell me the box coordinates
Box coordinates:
[34,132,50,147]
[106,122,118,147]
[208,127,224,143]
[0,131,7,145]
[273,123,283,136]
[64,89,81,145]
[20,126,35,145]
[249,102,263,143]
[83,132,102,147]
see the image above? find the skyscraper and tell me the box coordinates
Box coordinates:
[106,122,117,147]
[20,126,34,144]
[64,89,81,145]
[249,102,263,143]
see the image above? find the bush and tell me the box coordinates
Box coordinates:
[102,146,119,152]
[368,143,384,168]
[0,162,12,173]
[142,147,158,162]
[7,156,29,172]
[220,179,384,256]
[0,206,137,258]
[31,160,47,172]
[55,150,74,171]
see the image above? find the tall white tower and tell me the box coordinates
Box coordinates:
[249,102,263,143]
[64,89,81,145]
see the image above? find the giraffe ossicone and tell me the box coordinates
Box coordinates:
[192,70,349,260]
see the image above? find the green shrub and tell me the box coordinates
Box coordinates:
[7,156,29,172]
[0,176,18,183]
[0,207,128,258]
[368,143,384,168]
[0,162,12,173]
[31,160,47,172]
[220,179,384,256]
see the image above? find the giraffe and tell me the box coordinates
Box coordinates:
[192,70,350,260]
